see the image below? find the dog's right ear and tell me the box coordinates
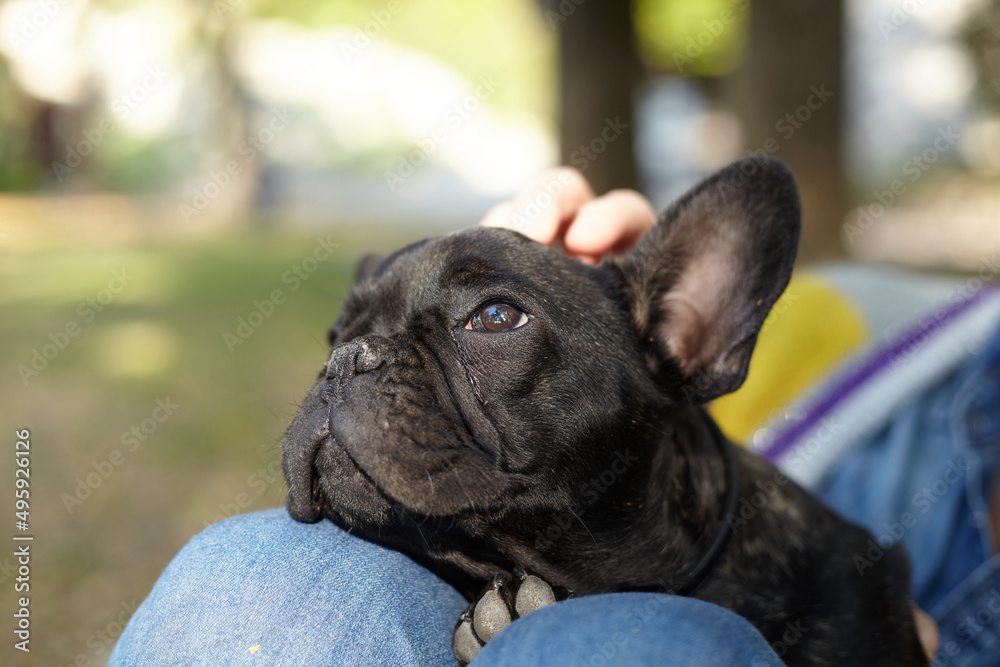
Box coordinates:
[606,157,800,404]
[354,253,386,283]
[327,254,386,345]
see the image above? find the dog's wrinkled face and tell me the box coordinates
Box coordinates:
[283,157,800,580]
[284,227,650,522]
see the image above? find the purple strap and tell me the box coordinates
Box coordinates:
[760,290,991,463]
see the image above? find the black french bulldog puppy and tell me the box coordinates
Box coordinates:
[283,157,927,666]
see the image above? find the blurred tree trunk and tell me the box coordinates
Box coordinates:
[189,0,259,227]
[722,0,846,262]
[554,0,642,193]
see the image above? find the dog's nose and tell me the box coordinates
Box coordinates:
[354,339,383,374]
[325,336,388,384]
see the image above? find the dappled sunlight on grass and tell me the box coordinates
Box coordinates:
[92,320,179,379]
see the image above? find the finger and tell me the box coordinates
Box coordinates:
[563,189,657,258]
[913,606,939,660]
[483,168,595,245]
[479,201,515,229]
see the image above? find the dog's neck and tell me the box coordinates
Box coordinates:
[666,409,740,595]
[492,405,743,596]
[621,405,740,593]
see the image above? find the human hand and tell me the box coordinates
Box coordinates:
[480,167,656,265]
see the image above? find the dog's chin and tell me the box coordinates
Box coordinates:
[283,418,393,528]
[293,432,517,589]
[287,441,397,533]
[312,436,398,527]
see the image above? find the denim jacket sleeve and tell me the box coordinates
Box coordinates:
[756,281,1000,667]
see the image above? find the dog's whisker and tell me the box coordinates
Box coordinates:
[567,507,597,546]
[444,462,476,512]
[413,521,431,552]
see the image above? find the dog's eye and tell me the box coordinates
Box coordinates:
[465,302,529,332]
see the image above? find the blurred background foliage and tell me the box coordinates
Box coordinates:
[635,0,748,75]
[1,0,1000,665]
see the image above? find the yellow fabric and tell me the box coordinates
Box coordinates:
[708,273,869,445]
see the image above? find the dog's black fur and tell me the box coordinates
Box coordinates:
[283,158,927,666]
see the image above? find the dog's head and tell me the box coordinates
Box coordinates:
[283,157,800,585]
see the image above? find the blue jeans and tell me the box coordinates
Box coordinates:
[109,508,784,666]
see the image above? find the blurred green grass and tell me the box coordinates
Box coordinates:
[0,227,434,666]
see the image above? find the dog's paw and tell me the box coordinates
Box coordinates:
[453,567,569,665]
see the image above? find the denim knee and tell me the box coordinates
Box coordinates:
[110,508,466,666]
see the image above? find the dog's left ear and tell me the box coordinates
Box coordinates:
[607,157,800,403]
